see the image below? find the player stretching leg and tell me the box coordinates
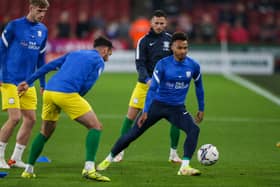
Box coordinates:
[98,32,204,176]
[18,36,113,181]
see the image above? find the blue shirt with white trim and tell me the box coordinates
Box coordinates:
[0,17,47,87]
[143,55,205,112]
[26,49,105,96]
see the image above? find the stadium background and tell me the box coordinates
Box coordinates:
[1,0,280,72]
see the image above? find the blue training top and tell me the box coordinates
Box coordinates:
[26,49,105,96]
[0,17,47,87]
[143,55,205,112]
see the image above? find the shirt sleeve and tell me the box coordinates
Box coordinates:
[79,61,104,96]
[26,54,67,85]
[135,37,150,83]
[143,61,162,112]
[37,32,48,89]
[0,22,14,68]
[193,64,205,111]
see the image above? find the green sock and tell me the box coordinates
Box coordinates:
[28,133,48,165]
[120,117,134,136]
[85,129,101,161]
[170,125,180,149]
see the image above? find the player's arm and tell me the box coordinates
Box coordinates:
[0,63,2,85]
[138,61,162,127]
[0,57,3,84]
[193,65,205,124]
[135,37,150,83]
[79,62,104,96]
[19,54,67,93]
[0,22,14,68]
[0,22,14,84]
[37,32,48,90]
[26,54,67,86]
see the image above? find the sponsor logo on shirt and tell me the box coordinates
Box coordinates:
[20,41,28,47]
[175,82,188,89]
[165,81,189,89]
[20,41,40,50]
[28,41,40,50]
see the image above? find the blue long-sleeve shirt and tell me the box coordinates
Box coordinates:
[0,17,47,87]
[26,49,105,96]
[143,55,205,112]
[135,29,172,83]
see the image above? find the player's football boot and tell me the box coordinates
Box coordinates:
[168,152,182,163]
[21,171,36,178]
[8,159,27,168]
[177,166,201,176]
[96,160,111,171]
[113,151,124,162]
[82,169,110,182]
[0,158,10,169]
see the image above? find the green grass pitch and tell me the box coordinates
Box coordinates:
[0,73,279,187]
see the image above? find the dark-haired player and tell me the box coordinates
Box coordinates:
[17,36,113,181]
[98,32,205,176]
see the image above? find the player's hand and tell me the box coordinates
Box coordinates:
[40,87,44,95]
[146,79,152,87]
[18,81,29,94]
[137,112,148,127]
[195,111,204,124]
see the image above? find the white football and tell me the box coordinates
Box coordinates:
[197,144,219,166]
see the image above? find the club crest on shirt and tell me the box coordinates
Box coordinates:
[186,71,191,78]
[37,30,42,37]
[163,41,170,51]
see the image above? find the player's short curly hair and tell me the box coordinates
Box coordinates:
[29,0,50,8]
[94,36,113,49]
[152,10,167,18]
[171,32,188,44]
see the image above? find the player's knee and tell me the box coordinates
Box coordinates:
[191,124,200,136]
[41,121,56,137]
[8,115,21,125]
[127,107,139,120]
[23,116,36,125]
[88,121,103,130]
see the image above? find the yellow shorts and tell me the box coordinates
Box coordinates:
[128,82,149,109]
[1,83,37,110]
[42,90,92,121]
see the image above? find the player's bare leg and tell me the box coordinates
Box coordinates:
[9,110,36,168]
[0,109,21,169]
